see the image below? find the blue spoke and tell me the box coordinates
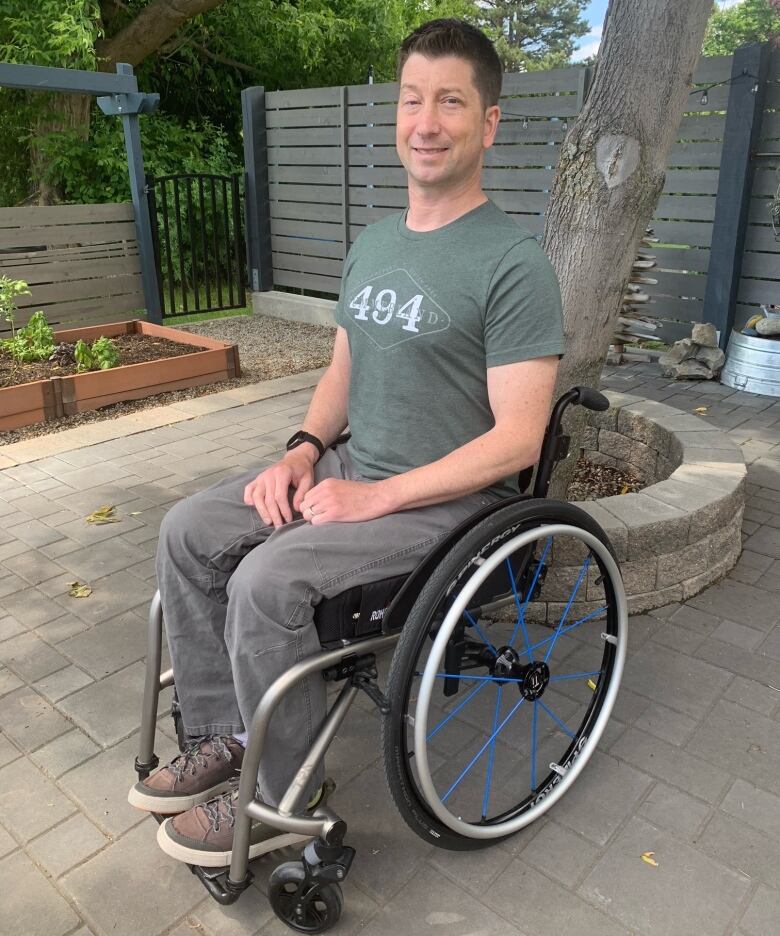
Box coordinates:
[530,700,538,792]
[548,670,602,682]
[441,696,526,803]
[538,700,575,739]
[426,679,489,742]
[464,610,497,656]
[515,605,608,661]
[482,685,503,818]
[509,537,552,657]
[543,554,592,664]
[430,672,524,685]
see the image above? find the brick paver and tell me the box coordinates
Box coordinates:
[0,362,779,935]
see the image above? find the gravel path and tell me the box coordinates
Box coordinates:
[0,313,335,445]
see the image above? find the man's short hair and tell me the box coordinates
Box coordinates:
[397,19,502,110]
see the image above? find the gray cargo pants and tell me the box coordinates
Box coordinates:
[156,443,492,806]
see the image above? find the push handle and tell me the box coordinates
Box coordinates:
[574,387,609,412]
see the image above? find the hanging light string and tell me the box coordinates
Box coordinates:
[689,67,760,105]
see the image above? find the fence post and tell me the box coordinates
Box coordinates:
[241,86,273,294]
[340,85,350,259]
[114,64,162,324]
[702,42,770,349]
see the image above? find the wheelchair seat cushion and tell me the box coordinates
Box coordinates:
[314,573,409,648]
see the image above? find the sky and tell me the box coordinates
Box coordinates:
[572,0,744,62]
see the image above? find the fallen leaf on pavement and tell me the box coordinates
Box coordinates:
[85,505,120,525]
[693,406,708,414]
[587,678,598,691]
[67,581,92,598]
[641,852,659,867]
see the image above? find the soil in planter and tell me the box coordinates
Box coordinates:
[566,454,643,501]
[0,334,200,388]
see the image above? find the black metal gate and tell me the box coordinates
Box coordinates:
[146,172,246,317]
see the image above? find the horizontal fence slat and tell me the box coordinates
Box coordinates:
[265,107,341,129]
[483,190,549,213]
[737,277,780,305]
[652,245,711,273]
[0,203,134,227]
[272,251,343,277]
[348,82,400,105]
[270,217,344,241]
[269,183,344,204]
[742,224,780,252]
[667,141,723,167]
[0,292,145,335]
[268,146,342,166]
[271,235,345,260]
[17,273,144,307]
[266,86,341,109]
[693,55,734,85]
[651,270,707,300]
[270,200,343,224]
[269,164,342,185]
[662,169,720,196]
[0,243,139,265]
[274,269,341,295]
[267,126,341,147]
[644,296,704,323]
[501,67,582,95]
[347,186,406,208]
[0,221,137,250]
[757,111,780,140]
[748,199,778,224]
[0,255,142,286]
[750,169,780,198]
[741,251,780,277]
[650,219,714,248]
[655,195,716,222]
[676,114,726,141]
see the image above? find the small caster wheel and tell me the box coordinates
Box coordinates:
[269,861,343,934]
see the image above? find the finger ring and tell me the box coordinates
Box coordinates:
[309,504,317,516]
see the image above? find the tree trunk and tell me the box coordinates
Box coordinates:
[31,92,92,205]
[541,0,712,496]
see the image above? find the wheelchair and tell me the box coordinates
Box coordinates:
[134,386,628,933]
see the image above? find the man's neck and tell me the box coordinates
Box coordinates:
[405,183,488,233]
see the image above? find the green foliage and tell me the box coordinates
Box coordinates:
[478,0,589,72]
[0,0,101,69]
[38,112,240,205]
[2,311,54,363]
[0,275,32,335]
[74,336,119,372]
[703,0,780,56]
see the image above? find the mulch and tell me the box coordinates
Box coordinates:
[0,334,199,388]
[566,454,643,500]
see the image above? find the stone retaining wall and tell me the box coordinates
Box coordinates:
[555,392,746,614]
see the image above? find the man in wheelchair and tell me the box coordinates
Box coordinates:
[129,18,564,868]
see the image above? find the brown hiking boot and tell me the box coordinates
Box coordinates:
[128,736,244,815]
[156,779,332,867]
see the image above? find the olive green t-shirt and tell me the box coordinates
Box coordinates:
[334,199,565,498]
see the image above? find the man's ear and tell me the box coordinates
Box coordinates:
[483,105,501,149]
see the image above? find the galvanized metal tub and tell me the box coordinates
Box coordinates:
[721,329,780,397]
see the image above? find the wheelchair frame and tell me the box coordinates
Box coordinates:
[133,386,628,928]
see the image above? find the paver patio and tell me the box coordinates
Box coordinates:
[1,359,779,936]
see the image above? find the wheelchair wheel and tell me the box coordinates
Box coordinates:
[382,499,627,850]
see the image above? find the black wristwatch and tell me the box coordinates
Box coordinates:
[286,430,325,461]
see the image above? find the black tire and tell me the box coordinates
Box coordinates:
[381,498,626,850]
[269,861,344,934]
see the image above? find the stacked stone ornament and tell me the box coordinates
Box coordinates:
[612,229,661,357]
[658,322,725,379]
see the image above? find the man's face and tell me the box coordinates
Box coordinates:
[396,53,500,193]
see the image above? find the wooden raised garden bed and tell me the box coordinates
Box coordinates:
[0,320,240,431]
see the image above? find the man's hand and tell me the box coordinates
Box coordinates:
[243,448,317,528]
[300,478,395,525]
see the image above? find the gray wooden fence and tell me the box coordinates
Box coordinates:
[246,47,780,345]
[0,203,144,336]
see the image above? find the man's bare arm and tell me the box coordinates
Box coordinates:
[302,355,559,523]
[244,327,351,526]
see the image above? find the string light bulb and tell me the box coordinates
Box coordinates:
[522,117,528,129]
[700,90,708,106]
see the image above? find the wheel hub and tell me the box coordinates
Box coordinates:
[492,646,550,700]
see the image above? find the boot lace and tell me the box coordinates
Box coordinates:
[169,735,233,782]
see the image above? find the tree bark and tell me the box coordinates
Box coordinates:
[95,0,226,69]
[541,0,712,496]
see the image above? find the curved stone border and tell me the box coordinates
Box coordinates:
[559,391,746,614]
